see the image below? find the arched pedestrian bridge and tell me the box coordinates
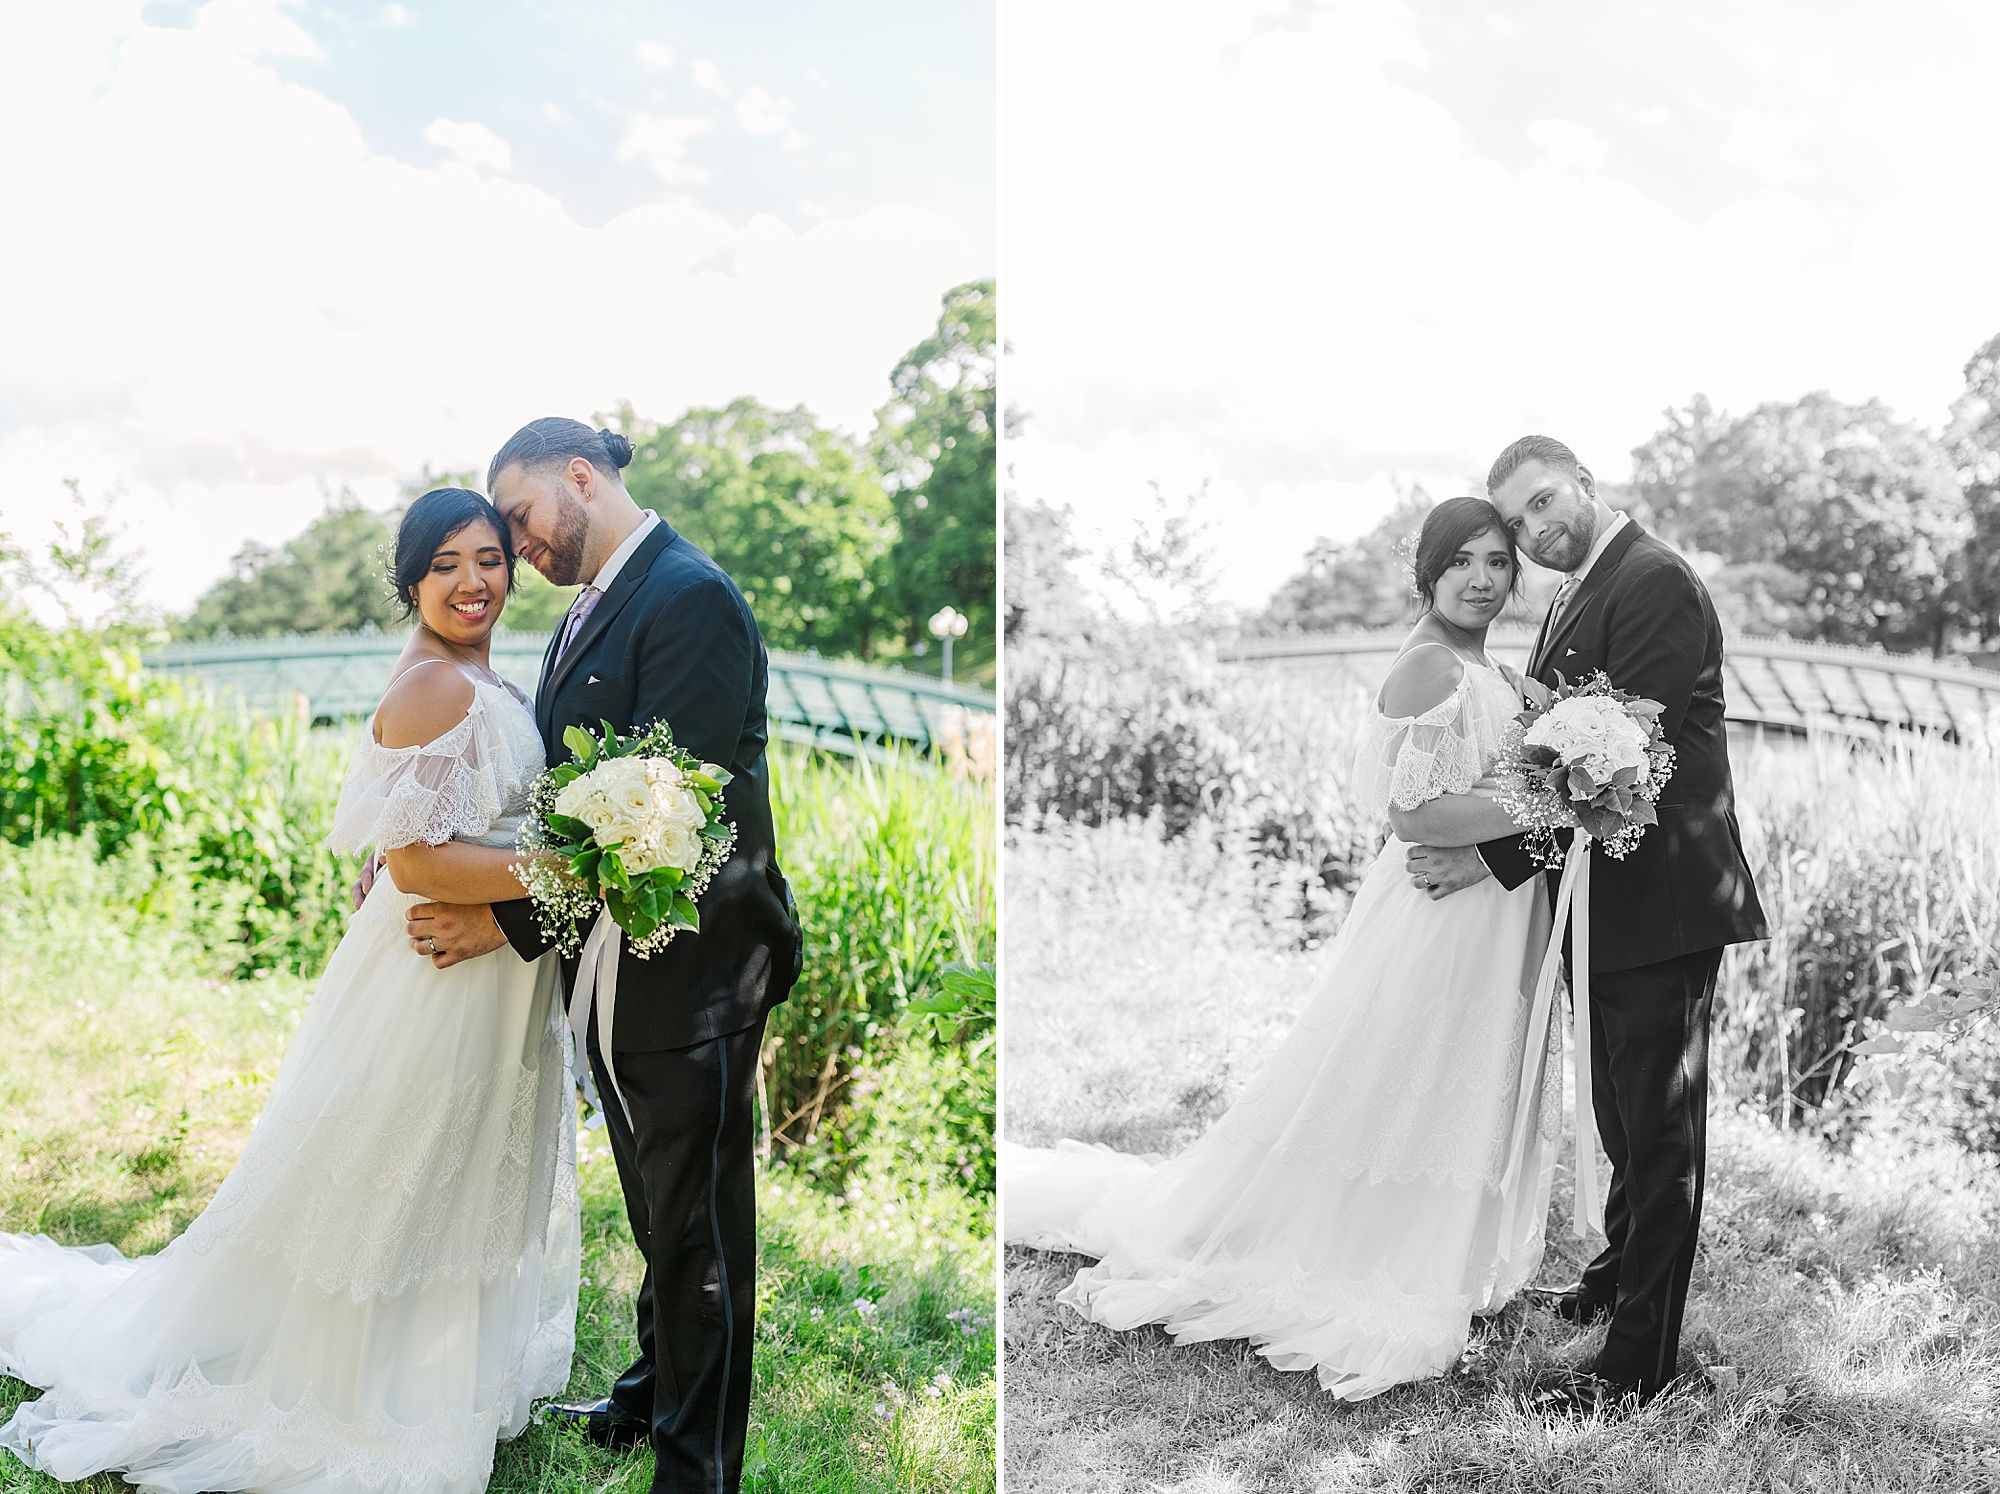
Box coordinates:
[144,629,995,756]
[1217,627,2000,741]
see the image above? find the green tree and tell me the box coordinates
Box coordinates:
[619,398,898,659]
[1632,393,1969,655]
[180,493,399,639]
[1946,334,2000,652]
[875,279,996,681]
[1253,485,1436,635]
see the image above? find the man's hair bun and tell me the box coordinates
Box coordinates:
[596,429,635,469]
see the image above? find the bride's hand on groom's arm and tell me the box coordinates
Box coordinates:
[1403,843,1492,901]
[405,901,509,969]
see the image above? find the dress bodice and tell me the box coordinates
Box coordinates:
[1352,654,1523,821]
[326,670,547,855]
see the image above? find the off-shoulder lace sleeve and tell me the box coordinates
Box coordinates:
[1352,675,1488,821]
[325,698,504,854]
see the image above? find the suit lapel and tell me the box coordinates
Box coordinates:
[533,617,566,741]
[1534,518,1645,681]
[542,520,678,707]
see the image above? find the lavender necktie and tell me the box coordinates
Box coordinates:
[555,585,602,664]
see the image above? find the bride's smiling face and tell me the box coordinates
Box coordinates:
[413,519,509,645]
[1431,527,1515,630]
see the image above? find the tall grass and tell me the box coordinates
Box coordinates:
[768,746,996,1175]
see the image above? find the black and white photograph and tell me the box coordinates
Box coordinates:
[1002,4,2000,1490]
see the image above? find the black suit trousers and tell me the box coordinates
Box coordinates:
[1575,945,1722,1394]
[588,1014,765,1494]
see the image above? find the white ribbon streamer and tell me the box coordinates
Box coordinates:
[1499,835,1604,1240]
[564,908,632,1129]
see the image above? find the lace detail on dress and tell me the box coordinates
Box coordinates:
[325,680,546,855]
[1352,660,1518,821]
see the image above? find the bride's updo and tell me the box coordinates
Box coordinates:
[485,417,634,491]
[1410,496,1521,609]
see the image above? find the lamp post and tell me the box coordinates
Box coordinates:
[928,605,969,686]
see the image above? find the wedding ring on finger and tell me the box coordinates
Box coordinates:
[425,936,439,956]
[1417,874,1432,889]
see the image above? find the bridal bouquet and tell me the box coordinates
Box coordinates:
[1491,671,1676,868]
[512,720,736,959]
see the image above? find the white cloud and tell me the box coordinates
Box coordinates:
[0,12,978,614]
[1719,109,1811,186]
[192,0,319,58]
[635,39,674,74]
[692,59,728,95]
[616,112,713,186]
[1005,0,2000,606]
[541,101,572,127]
[736,85,807,150]
[376,3,415,30]
[1525,118,1609,173]
[423,117,511,171]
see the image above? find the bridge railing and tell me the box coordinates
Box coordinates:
[1218,627,2000,741]
[142,628,994,754]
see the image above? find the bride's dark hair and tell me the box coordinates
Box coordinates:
[1411,496,1521,609]
[486,417,634,491]
[391,488,518,620]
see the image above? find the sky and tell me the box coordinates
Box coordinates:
[1003,0,2000,608]
[0,0,994,617]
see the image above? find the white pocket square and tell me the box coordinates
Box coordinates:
[587,674,601,684]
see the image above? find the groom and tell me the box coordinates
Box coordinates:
[407,417,802,1494]
[1407,434,1766,1406]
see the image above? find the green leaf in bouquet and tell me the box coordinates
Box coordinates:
[1612,764,1639,788]
[548,813,594,843]
[686,764,732,793]
[551,764,584,787]
[651,865,684,890]
[563,724,597,766]
[667,892,701,931]
[601,720,621,754]
[690,788,713,816]
[699,821,731,841]
[568,847,602,882]
[600,850,631,890]
[1630,799,1658,827]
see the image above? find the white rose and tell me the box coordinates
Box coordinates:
[553,775,599,821]
[593,756,654,814]
[644,757,687,793]
[594,805,649,850]
[622,838,666,874]
[656,818,702,872]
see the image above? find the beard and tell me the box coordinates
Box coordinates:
[534,493,592,587]
[1534,505,1597,573]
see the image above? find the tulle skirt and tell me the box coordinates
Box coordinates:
[0,872,579,1494]
[1004,835,1560,1399]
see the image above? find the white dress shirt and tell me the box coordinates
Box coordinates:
[586,509,661,594]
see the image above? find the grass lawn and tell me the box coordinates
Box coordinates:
[0,840,996,1494]
[1003,822,2000,1494]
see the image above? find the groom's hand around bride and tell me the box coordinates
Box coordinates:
[1405,843,1491,901]
[406,902,509,968]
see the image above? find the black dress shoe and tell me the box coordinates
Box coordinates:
[1528,1368,1642,1417]
[543,1398,650,1451]
[1523,1285,1614,1327]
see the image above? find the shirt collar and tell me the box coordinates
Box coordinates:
[585,509,661,595]
[1568,508,1629,584]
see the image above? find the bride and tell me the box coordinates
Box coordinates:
[1005,496,1562,1400]
[0,489,578,1494]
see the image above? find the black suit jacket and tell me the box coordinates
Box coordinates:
[493,518,803,1050]
[1478,520,1767,972]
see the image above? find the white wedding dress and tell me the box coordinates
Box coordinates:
[0,663,579,1494]
[1005,653,1561,1399]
